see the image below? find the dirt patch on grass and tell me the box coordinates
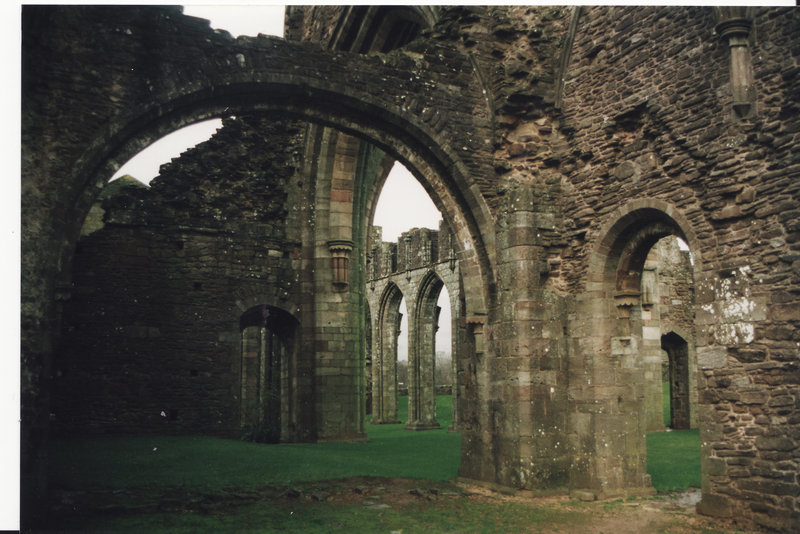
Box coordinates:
[275,478,763,534]
[49,477,765,533]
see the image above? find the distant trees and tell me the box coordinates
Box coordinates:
[397,351,452,390]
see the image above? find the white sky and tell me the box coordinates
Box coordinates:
[182,4,285,38]
[372,162,442,243]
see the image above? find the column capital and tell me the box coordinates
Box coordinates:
[713,7,754,41]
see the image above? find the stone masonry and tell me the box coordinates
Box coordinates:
[366,223,462,431]
[21,6,799,531]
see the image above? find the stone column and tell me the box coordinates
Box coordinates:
[448,290,461,432]
[310,129,366,441]
[490,184,569,488]
[405,294,440,431]
[372,291,401,424]
[641,265,666,431]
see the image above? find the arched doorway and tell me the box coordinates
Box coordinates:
[571,200,702,498]
[639,236,698,432]
[239,305,299,443]
[661,331,692,430]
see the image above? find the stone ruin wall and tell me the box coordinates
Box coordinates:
[366,222,462,423]
[648,238,696,341]
[55,115,308,437]
[21,5,800,531]
[556,7,799,527]
[369,222,457,279]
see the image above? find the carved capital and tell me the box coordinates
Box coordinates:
[715,16,752,41]
[327,239,354,290]
[614,290,641,318]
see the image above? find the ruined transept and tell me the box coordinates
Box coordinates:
[21,6,799,531]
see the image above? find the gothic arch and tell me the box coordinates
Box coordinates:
[406,270,445,430]
[54,34,496,325]
[372,282,405,424]
[589,199,703,290]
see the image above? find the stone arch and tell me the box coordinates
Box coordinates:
[366,225,463,431]
[591,199,702,293]
[23,12,498,472]
[570,198,702,498]
[234,292,303,321]
[57,39,496,326]
[406,269,444,431]
[238,304,300,443]
[372,282,405,424]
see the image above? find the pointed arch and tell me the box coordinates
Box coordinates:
[372,282,405,424]
[406,270,444,430]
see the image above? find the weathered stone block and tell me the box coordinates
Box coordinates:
[755,436,795,451]
[697,346,727,369]
[704,456,728,476]
[611,336,638,356]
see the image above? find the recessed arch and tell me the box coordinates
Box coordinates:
[571,197,703,498]
[239,304,300,443]
[590,199,703,290]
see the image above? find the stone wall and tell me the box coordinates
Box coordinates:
[648,237,695,340]
[555,7,799,528]
[54,115,310,438]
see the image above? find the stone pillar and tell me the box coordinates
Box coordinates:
[371,289,401,425]
[641,265,666,431]
[310,129,365,441]
[405,292,440,431]
[448,290,461,432]
[480,184,569,489]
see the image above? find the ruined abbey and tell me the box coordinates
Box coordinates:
[21,5,799,531]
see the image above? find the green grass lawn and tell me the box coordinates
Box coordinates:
[47,394,701,532]
[647,428,701,491]
[663,380,671,426]
[50,396,458,493]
